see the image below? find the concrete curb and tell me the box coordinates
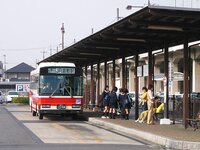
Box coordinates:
[88,118,200,150]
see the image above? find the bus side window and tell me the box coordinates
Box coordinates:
[74,77,83,96]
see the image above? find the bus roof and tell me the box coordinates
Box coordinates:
[38,62,75,68]
[31,62,75,75]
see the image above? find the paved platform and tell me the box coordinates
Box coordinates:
[86,111,200,150]
[4,104,200,149]
[84,109,200,141]
[5,104,158,150]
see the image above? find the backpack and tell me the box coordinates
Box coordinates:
[103,94,110,103]
[125,94,132,106]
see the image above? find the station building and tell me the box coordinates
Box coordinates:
[41,6,200,128]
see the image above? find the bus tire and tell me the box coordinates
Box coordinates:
[39,113,43,120]
[32,111,36,116]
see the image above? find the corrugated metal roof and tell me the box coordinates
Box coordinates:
[40,6,200,66]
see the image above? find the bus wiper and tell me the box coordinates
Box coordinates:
[49,81,62,98]
[64,86,72,97]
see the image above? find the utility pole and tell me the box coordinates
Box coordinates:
[61,23,65,50]
[3,54,6,79]
[49,45,52,56]
[117,8,120,21]
[3,55,6,72]
[148,0,151,6]
[91,28,94,34]
[41,50,47,60]
[116,8,123,21]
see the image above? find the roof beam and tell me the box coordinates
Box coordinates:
[149,8,200,18]
[99,34,163,42]
[70,47,120,54]
[130,20,200,30]
[83,39,147,48]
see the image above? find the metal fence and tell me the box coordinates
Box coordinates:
[168,95,183,124]
[168,94,200,124]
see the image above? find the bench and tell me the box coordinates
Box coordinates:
[186,113,200,131]
[186,118,200,131]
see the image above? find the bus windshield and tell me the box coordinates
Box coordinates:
[39,75,82,96]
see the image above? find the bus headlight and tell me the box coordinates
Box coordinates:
[57,104,66,110]
[42,104,51,108]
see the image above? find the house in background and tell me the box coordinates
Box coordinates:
[0,62,35,94]
[5,62,35,82]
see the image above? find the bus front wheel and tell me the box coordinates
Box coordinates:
[32,111,36,116]
[39,113,43,120]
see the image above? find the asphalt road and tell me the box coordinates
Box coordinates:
[0,105,168,150]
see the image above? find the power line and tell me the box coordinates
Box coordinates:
[0,45,59,51]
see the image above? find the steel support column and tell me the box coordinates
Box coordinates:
[104,61,107,87]
[134,55,139,120]
[148,50,153,86]
[90,64,94,108]
[164,42,169,118]
[85,66,88,108]
[122,57,126,89]
[112,59,116,89]
[97,62,100,106]
[183,39,189,128]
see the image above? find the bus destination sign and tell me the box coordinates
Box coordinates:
[48,67,75,74]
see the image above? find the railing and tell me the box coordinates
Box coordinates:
[168,95,200,124]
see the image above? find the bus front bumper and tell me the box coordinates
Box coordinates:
[39,109,83,115]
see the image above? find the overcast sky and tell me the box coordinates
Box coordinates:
[0,0,200,69]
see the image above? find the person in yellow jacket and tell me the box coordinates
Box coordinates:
[156,103,164,113]
[140,87,148,111]
[135,103,164,123]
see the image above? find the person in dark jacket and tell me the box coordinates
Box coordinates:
[100,86,110,118]
[108,87,118,119]
[119,88,131,120]
[124,89,132,120]
[119,89,126,119]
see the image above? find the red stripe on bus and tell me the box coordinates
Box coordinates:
[32,97,83,106]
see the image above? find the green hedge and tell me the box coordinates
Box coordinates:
[12,97,29,104]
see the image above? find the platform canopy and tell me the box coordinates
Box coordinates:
[41,6,200,66]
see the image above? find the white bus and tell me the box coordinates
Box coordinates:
[29,62,83,119]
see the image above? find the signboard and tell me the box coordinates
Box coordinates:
[143,65,149,77]
[163,76,167,86]
[16,84,30,92]
[169,100,174,111]
[137,66,143,77]
[169,62,174,81]
[48,68,75,74]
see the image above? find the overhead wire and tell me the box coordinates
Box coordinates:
[0,44,59,51]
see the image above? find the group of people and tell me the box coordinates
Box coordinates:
[100,86,132,120]
[100,84,164,124]
[136,84,164,125]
